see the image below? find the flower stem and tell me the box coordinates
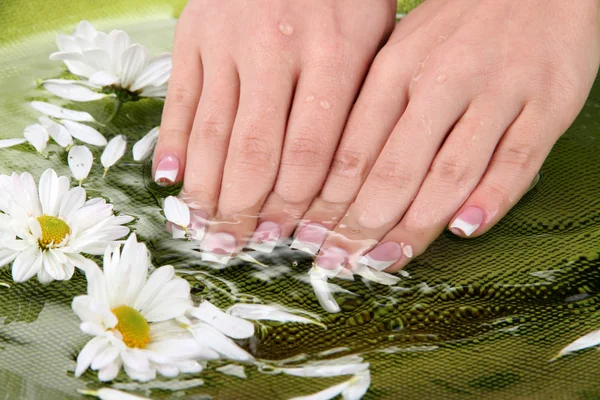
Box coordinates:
[105,97,122,125]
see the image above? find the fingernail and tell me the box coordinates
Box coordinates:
[246,221,280,253]
[154,154,179,186]
[315,247,349,277]
[450,206,485,237]
[359,242,404,271]
[290,223,328,255]
[201,232,236,265]
[189,210,209,241]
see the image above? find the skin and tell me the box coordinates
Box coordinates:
[154,0,600,271]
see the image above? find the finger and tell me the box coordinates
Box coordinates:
[200,62,296,262]
[448,102,563,239]
[312,73,473,270]
[153,17,203,186]
[179,57,240,225]
[296,45,415,240]
[252,56,370,254]
[362,98,524,272]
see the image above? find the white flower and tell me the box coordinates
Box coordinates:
[49,21,172,99]
[290,370,371,400]
[73,234,204,382]
[0,169,132,283]
[101,135,127,176]
[68,145,94,184]
[163,196,205,241]
[132,127,159,161]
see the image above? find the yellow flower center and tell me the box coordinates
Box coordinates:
[37,216,71,248]
[111,305,151,349]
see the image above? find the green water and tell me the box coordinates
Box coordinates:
[1,4,600,400]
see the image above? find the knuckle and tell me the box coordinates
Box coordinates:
[233,130,278,174]
[370,158,415,192]
[166,85,198,111]
[193,112,230,149]
[429,157,474,186]
[479,181,511,207]
[329,149,371,181]
[180,187,217,211]
[493,142,538,171]
[283,136,330,168]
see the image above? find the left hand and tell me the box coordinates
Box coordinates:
[291,0,600,273]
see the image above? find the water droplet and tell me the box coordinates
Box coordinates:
[320,100,331,110]
[306,95,315,102]
[436,74,446,84]
[279,21,294,36]
[292,261,298,267]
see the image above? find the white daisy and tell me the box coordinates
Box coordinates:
[73,234,255,382]
[49,21,172,99]
[0,169,132,283]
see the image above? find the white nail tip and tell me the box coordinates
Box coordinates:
[290,239,321,256]
[155,169,177,183]
[246,240,277,254]
[358,255,395,272]
[201,251,233,265]
[450,218,480,237]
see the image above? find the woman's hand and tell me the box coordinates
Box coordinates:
[153,0,396,263]
[295,0,600,272]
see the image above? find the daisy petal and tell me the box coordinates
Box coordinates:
[30,101,95,122]
[97,360,122,382]
[61,120,107,146]
[189,301,254,339]
[132,127,159,161]
[0,138,27,148]
[101,135,127,171]
[39,116,73,148]
[163,196,190,228]
[11,246,43,282]
[189,323,254,362]
[227,304,322,326]
[83,388,149,400]
[281,363,369,378]
[120,44,150,88]
[309,267,341,313]
[554,329,600,360]
[89,71,120,87]
[129,54,172,92]
[68,145,94,183]
[59,186,87,219]
[354,265,400,286]
[38,168,64,216]
[289,381,350,400]
[42,82,107,102]
[75,336,110,377]
[133,265,174,311]
[23,124,49,153]
[342,371,371,400]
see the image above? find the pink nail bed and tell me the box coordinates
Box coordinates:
[290,223,328,255]
[359,242,403,272]
[155,154,179,186]
[450,206,485,237]
[189,210,209,241]
[201,232,236,265]
[246,221,281,253]
[315,247,349,277]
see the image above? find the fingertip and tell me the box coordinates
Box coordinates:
[153,152,182,186]
[448,205,486,238]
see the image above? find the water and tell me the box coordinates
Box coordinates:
[1,8,600,400]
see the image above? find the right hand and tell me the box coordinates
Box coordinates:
[153,0,396,262]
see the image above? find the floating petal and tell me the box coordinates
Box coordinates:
[163,196,190,228]
[101,135,127,172]
[68,145,94,182]
[30,101,95,122]
[61,120,107,146]
[227,304,323,326]
[553,329,600,360]
[0,138,27,148]
[23,124,49,153]
[43,81,107,102]
[132,127,159,161]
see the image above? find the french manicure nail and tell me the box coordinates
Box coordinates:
[246,221,280,253]
[201,232,236,265]
[155,154,179,186]
[359,242,404,272]
[290,223,328,255]
[450,206,485,237]
[315,247,349,278]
